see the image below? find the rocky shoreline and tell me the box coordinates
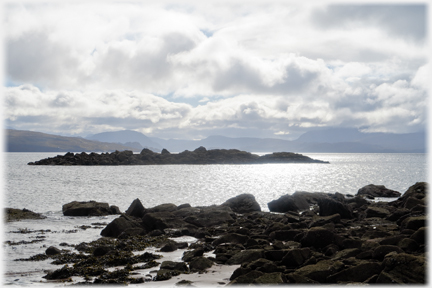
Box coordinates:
[27,146,329,165]
[11,182,426,284]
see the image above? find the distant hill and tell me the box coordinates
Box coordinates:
[6,128,426,153]
[6,129,140,152]
[87,130,162,151]
[295,128,425,152]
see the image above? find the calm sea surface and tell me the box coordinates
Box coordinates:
[3,152,428,284]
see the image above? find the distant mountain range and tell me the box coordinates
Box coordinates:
[5,128,426,153]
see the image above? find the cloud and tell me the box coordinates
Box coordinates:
[3,2,428,138]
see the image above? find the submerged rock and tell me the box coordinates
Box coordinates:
[5,208,46,222]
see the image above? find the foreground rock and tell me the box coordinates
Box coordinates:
[5,208,46,222]
[62,201,121,216]
[21,182,426,285]
[27,147,329,165]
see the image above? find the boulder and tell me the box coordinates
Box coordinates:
[62,201,113,216]
[372,245,404,261]
[100,215,143,238]
[45,246,61,255]
[221,193,261,214]
[400,216,426,231]
[280,248,311,268]
[357,184,401,198]
[125,199,146,218]
[226,249,265,265]
[327,262,382,283]
[268,191,332,213]
[189,256,213,272]
[300,228,340,249]
[365,206,390,218]
[317,198,353,219]
[230,270,264,284]
[5,208,46,222]
[160,261,189,272]
[294,260,343,283]
[378,253,426,283]
[253,272,287,284]
[212,233,250,246]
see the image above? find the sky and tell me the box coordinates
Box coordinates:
[2,0,430,140]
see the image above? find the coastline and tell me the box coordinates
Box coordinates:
[5,182,426,285]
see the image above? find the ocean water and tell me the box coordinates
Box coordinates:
[3,152,428,285]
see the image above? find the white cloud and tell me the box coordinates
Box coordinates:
[3,2,428,138]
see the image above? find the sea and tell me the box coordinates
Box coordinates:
[2,152,428,285]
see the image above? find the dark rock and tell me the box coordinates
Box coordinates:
[109,205,121,214]
[221,193,261,214]
[125,199,146,218]
[62,201,113,216]
[212,233,249,246]
[327,262,382,283]
[189,256,213,272]
[269,229,303,241]
[160,261,189,272]
[147,203,177,213]
[182,248,204,262]
[117,228,145,239]
[226,249,265,265]
[93,246,112,257]
[398,238,419,252]
[293,259,343,282]
[410,227,425,245]
[100,215,143,238]
[365,206,390,218]
[5,208,47,222]
[229,270,264,284]
[280,248,311,268]
[378,252,426,283]
[300,228,340,249]
[400,216,426,231]
[268,191,328,213]
[357,184,401,198]
[309,214,341,227]
[160,240,178,252]
[161,148,171,155]
[253,272,287,284]
[372,245,404,261]
[45,246,61,255]
[317,198,353,219]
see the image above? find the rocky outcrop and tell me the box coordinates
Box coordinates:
[35,182,426,285]
[62,201,121,216]
[5,208,46,222]
[28,147,329,165]
[357,184,401,199]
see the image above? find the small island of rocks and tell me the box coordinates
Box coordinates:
[27,146,329,165]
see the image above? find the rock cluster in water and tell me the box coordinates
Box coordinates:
[15,182,426,285]
[27,146,329,165]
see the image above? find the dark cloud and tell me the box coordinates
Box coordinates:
[312,4,426,43]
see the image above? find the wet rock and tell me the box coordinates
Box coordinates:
[160,261,189,272]
[280,248,311,268]
[309,214,341,227]
[372,245,404,261]
[62,201,115,216]
[226,249,265,265]
[327,262,382,283]
[45,246,61,256]
[378,252,426,283]
[410,227,425,245]
[229,270,264,284]
[293,259,343,283]
[253,272,287,284]
[100,215,143,238]
[400,216,426,231]
[300,228,340,249]
[125,198,146,218]
[365,206,390,218]
[160,240,178,252]
[189,256,213,272]
[221,193,261,214]
[5,208,46,222]
[317,198,353,219]
[357,184,401,198]
[93,246,112,257]
[212,233,249,246]
[182,247,204,262]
